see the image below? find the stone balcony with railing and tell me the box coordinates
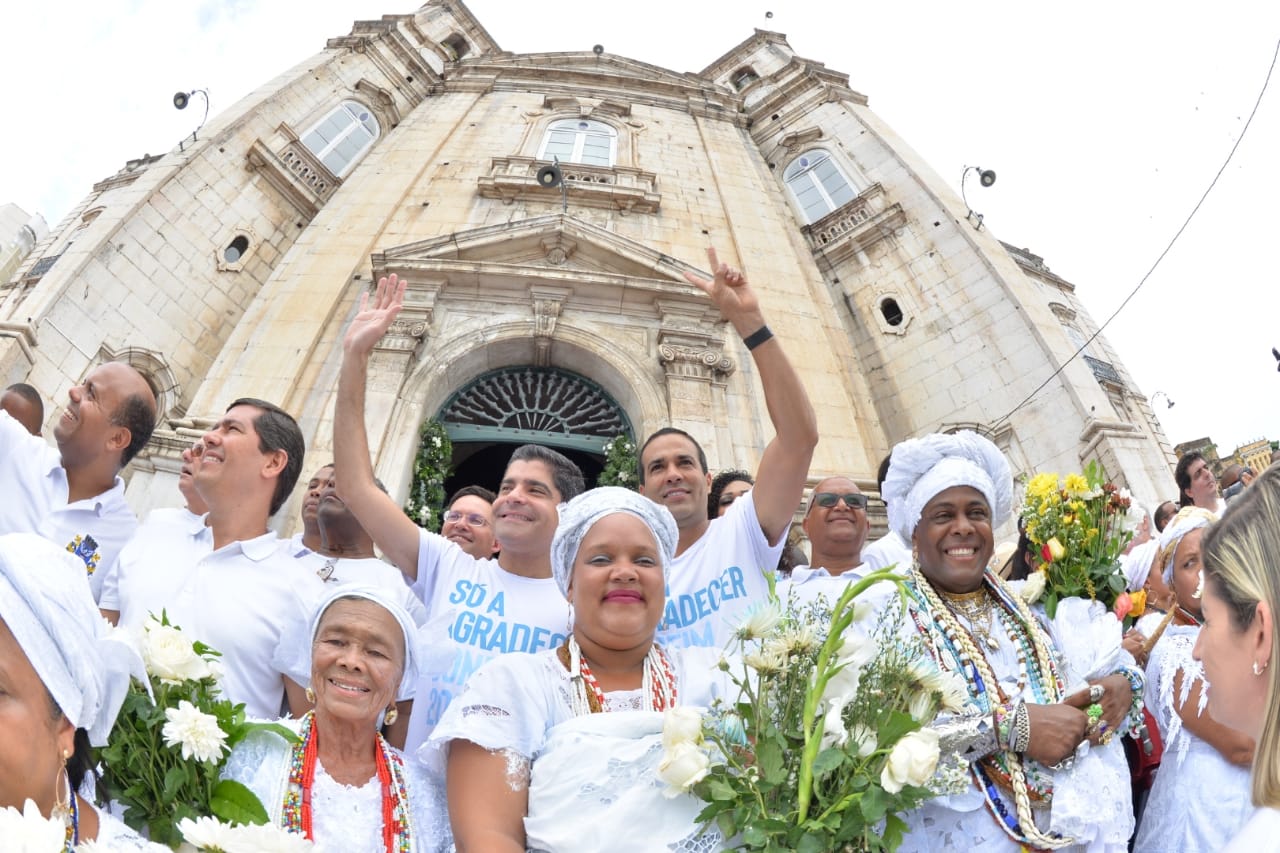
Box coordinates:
[477,156,661,214]
[246,125,342,220]
[1084,354,1125,389]
[800,183,907,263]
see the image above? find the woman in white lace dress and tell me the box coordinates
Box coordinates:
[425,487,732,853]
[1132,508,1254,851]
[222,585,449,852]
[878,432,1141,851]
[1194,466,1280,851]
[0,534,163,850]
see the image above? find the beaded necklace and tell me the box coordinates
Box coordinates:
[281,712,413,852]
[59,775,79,852]
[907,566,1071,851]
[557,635,677,715]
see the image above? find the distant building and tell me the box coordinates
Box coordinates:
[1233,438,1272,475]
[1174,437,1225,477]
[0,0,1178,524]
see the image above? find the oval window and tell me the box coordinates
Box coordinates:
[880,298,904,327]
[224,235,250,264]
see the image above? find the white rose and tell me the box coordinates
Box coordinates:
[880,729,940,793]
[657,741,711,796]
[662,707,704,748]
[143,621,212,683]
[0,799,66,851]
[1019,571,1046,605]
[162,700,229,763]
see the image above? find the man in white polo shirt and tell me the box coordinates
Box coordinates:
[101,398,319,719]
[639,248,818,649]
[0,362,156,602]
[778,477,872,607]
[335,275,584,754]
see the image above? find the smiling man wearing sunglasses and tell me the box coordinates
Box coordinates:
[795,476,871,581]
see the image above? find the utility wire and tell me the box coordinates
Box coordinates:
[993,35,1280,427]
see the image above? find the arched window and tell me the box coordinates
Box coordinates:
[538,119,617,167]
[783,149,857,223]
[301,101,380,177]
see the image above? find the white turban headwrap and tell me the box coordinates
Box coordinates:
[279,585,425,703]
[1157,506,1217,585]
[550,487,679,597]
[0,533,145,746]
[882,431,1013,543]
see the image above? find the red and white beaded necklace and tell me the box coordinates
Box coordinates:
[562,635,677,715]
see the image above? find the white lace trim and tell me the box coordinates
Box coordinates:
[311,763,384,849]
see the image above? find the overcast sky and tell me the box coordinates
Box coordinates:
[2,1,1277,475]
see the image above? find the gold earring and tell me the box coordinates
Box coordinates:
[305,686,316,703]
[1254,660,1269,676]
[383,707,398,726]
[52,756,71,823]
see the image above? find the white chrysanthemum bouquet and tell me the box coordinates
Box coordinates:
[96,613,295,848]
[659,572,964,852]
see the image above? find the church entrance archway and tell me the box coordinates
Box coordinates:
[436,367,632,497]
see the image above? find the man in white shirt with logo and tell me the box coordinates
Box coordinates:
[101,398,319,719]
[335,275,584,754]
[639,248,818,649]
[0,362,156,602]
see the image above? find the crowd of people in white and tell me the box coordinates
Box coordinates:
[1,249,1278,851]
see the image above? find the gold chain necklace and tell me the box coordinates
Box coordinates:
[939,587,1000,652]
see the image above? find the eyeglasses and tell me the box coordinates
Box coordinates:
[443,510,490,527]
[810,492,868,511]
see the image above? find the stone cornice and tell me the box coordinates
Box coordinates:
[700,29,793,80]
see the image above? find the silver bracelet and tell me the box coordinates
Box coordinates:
[1012,700,1032,753]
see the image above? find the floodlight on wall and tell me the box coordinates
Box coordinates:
[1150,390,1175,409]
[173,89,210,152]
[593,44,604,56]
[960,165,997,231]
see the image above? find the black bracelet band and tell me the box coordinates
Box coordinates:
[742,325,773,350]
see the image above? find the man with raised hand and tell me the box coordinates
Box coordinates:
[102,398,319,719]
[0,362,156,602]
[639,247,818,648]
[335,275,584,754]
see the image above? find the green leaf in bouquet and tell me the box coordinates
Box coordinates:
[1107,572,1125,594]
[147,814,183,847]
[162,765,188,801]
[708,778,737,802]
[756,735,784,782]
[1044,589,1060,619]
[874,710,919,747]
[794,833,826,853]
[210,779,271,826]
[811,747,845,778]
[742,823,768,846]
[860,784,890,822]
[881,813,908,851]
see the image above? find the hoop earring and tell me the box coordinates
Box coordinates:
[383,706,398,726]
[305,687,316,704]
[52,758,71,822]
[1254,660,1269,676]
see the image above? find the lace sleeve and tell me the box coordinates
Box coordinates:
[1150,631,1207,765]
[418,652,558,777]
[220,726,294,824]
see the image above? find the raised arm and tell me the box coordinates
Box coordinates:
[682,248,818,545]
[334,275,423,580]
[447,740,528,852]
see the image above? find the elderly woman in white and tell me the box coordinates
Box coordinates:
[0,533,161,850]
[223,585,448,852]
[426,487,733,853]
[875,432,1141,851]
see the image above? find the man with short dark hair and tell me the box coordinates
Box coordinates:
[0,362,156,601]
[638,248,818,648]
[1153,500,1178,533]
[290,463,335,556]
[1175,451,1224,513]
[101,398,320,718]
[1,382,43,435]
[441,485,500,559]
[335,275,584,753]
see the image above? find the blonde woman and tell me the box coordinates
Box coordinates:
[1194,464,1280,849]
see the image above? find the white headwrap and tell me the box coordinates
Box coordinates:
[0,533,145,746]
[881,431,1013,543]
[306,585,425,702]
[550,487,679,597]
[1157,506,1217,585]
[1122,540,1159,592]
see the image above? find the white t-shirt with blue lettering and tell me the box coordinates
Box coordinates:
[403,529,569,756]
[656,490,781,650]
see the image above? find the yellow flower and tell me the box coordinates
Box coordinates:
[1046,538,1066,561]
[1026,473,1059,501]
[1063,473,1089,497]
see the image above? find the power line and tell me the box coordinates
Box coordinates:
[993,35,1280,428]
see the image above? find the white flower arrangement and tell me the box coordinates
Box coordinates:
[660,572,949,851]
[0,799,66,852]
[96,613,294,847]
[178,816,319,852]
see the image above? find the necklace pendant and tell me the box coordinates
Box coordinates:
[985,636,1000,651]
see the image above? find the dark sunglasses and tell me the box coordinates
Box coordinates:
[810,492,868,511]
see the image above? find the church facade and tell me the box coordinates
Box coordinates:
[0,0,1176,531]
